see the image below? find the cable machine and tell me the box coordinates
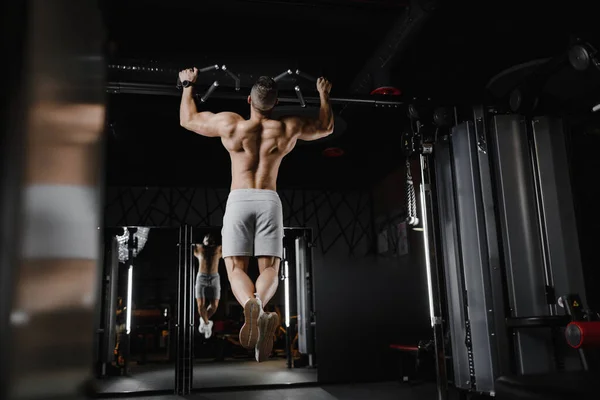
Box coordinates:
[402,40,600,399]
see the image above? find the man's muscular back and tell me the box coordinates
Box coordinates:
[219,117,300,190]
[179,72,334,190]
[194,244,222,275]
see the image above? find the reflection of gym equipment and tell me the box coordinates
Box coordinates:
[281,229,317,369]
[389,340,436,384]
[96,227,161,378]
[130,308,171,364]
[403,79,600,399]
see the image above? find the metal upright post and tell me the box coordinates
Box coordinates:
[175,226,193,395]
[419,153,449,400]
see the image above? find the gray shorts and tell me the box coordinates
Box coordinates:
[221,189,284,259]
[195,273,221,300]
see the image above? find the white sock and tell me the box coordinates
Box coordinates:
[205,320,213,339]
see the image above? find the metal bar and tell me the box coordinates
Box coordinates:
[186,227,195,392]
[435,135,471,389]
[180,225,188,393]
[199,64,220,73]
[420,153,449,400]
[221,65,241,91]
[106,82,405,106]
[200,81,219,103]
[506,316,571,329]
[472,105,512,379]
[295,69,317,82]
[274,69,294,82]
[527,117,555,316]
[176,226,184,394]
[295,86,306,108]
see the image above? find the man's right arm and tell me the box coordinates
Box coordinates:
[283,77,334,141]
[178,68,238,137]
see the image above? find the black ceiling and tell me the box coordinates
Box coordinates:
[102,0,600,190]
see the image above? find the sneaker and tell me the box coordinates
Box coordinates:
[255,293,265,317]
[204,320,213,339]
[199,318,205,334]
[255,312,280,363]
[239,298,261,349]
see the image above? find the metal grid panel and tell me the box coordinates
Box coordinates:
[104,187,373,256]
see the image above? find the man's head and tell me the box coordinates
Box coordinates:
[248,76,278,113]
[203,233,217,247]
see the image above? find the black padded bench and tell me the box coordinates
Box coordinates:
[495,372,599,400]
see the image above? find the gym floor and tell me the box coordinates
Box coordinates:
[95,359,317,394]
[109,381,437,400]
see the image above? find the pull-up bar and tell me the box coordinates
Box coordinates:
[106,81,404,107]
[273,68,318,107]
[109,62,404,106]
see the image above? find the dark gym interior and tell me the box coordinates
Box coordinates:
[2,0,600,400]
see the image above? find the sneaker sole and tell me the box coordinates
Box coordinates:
[239,299,260,349]
[256,312,280,362]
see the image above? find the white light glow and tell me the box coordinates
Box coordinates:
[420,181,436,327]
[126,265,133,334]
[284,260,290,328]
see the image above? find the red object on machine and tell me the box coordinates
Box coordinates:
[370,86,402,96]
[565,321,600,349]
[323,147,345,157]
[390,344,419,352]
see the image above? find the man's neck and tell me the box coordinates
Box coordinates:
[250,106,271,121]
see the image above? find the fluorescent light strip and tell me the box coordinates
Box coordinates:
[284,260,290,328]
[420,182,436,327]
[126,265,133,334]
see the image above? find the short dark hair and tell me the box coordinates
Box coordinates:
[250,76,278,112]
[203,233,217,247]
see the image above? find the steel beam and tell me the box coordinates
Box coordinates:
[349,0,437,94]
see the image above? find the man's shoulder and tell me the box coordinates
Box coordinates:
[216,112,244,123]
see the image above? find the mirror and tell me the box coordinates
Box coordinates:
[192,227,318,389]
[93,227,179,394]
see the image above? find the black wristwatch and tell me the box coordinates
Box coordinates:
[182,80,195,88]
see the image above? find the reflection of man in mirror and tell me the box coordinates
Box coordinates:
[114,297,126,367]
[193,233,222,339]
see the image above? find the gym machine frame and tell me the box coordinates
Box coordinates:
[403,90,600,398]
[403,106,450,400]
